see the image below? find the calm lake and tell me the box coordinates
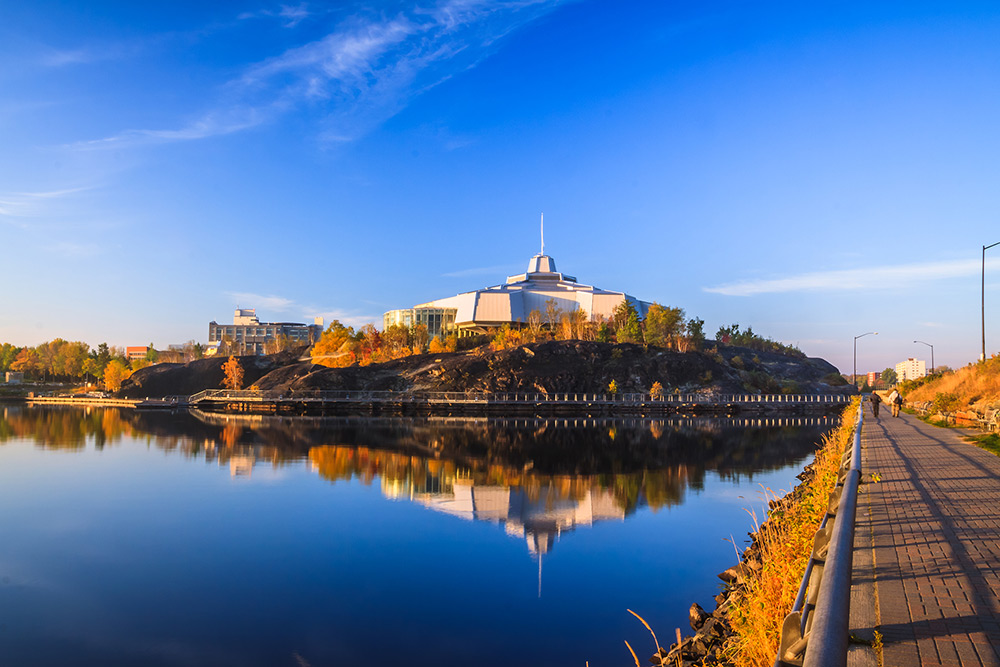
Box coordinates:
[0,404,838,666]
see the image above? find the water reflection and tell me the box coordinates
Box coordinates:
[1,404,835,555]
[0,403,841,666]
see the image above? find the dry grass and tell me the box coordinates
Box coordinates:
[906,355,1000,412]
[722,399,859,667]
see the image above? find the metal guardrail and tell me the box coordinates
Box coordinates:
[776,398,863,666]
[188,389,852,405]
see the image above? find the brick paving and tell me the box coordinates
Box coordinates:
[858,409,1000,666]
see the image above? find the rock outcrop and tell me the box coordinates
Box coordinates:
[120,341,851,399]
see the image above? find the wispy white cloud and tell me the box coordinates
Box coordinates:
[0,186,94,225]
[76,0,568,149]
[705,258,1000,296]
[46,241,102,258]
[442,264,517,278]
[226,292,296,312]
[239,3,315,28]
[224,292,376,328]
[312,309,379,329]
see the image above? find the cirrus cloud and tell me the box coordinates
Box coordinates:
[705,257,1000,296]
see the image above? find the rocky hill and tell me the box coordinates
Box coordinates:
[120,341,850,398]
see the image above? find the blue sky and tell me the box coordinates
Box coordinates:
[2,1,1000,374]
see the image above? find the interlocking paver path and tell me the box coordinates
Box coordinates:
[857,409,1000,666]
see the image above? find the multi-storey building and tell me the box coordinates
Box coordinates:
[208,309,324,355]
[895,358,927,382]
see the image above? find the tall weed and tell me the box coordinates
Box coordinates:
[723,399,859,666]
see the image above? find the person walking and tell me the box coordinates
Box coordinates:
[892,391,903,417]
[870,391,881,419]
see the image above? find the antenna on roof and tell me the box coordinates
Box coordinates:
[540,212,544,255]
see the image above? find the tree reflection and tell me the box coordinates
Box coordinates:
[0,405,836,552]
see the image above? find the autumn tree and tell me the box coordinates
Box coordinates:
[411,324,429,354]
[644,303,685,349]
[222,356,244,390]
[570,308,589,340]
[491,324,525,351]
[311,320,357,368]
[526,309,543,342]
[103,359,132,392]
[0,343,21,374]
[650,381,665,400]
[358,324,382,365]
[428,336,446,354]
[11,348,41,379]
[596,321,611,343]
[544,298,562,334]
[382,324,410,357]
[681,317,705,352]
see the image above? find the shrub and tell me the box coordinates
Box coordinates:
[932,392,960,414]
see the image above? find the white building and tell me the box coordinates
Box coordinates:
[386,248,651,337]
[896,358,927,382]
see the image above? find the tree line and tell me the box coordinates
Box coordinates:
[0,339,207,391]
[308,299,709,368]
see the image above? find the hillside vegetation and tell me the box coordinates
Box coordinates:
[902,355,1000,413]
[120,340,849,399]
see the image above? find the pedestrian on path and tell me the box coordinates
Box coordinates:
[889,389,903,417]
[870,391,881,419]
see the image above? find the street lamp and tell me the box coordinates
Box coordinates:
[854,331,878,390]
[984,242,1000,362]
[913,340,934,375]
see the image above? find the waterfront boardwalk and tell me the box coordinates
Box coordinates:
[853,410,1000,666]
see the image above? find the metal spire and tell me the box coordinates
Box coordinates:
[540,213,544,256]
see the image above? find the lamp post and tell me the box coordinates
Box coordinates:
[913,340,934,375]
[854,331,878,390]
[984,242,1000,362]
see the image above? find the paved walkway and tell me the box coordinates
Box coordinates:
[853,409,1000,666]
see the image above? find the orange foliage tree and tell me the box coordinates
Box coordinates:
[311,321,357,368]
[222,356,244,390]
[103,359,132,392]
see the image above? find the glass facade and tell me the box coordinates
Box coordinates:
[383,308,457,339]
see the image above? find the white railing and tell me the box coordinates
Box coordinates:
[187,389,852,405]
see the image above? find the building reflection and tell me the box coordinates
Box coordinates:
[1,405,837,540]
[306,443,701,556]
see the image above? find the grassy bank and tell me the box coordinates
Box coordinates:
[903,355,1000,413]
[723,398,859,666]
[967,432,1000,457]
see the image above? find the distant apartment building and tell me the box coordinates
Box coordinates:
[208,308,324,355]
[126,346,148,362]
[895,358,927,382]
[867,371,878,387]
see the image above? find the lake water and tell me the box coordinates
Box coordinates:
[0,404,838,667]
